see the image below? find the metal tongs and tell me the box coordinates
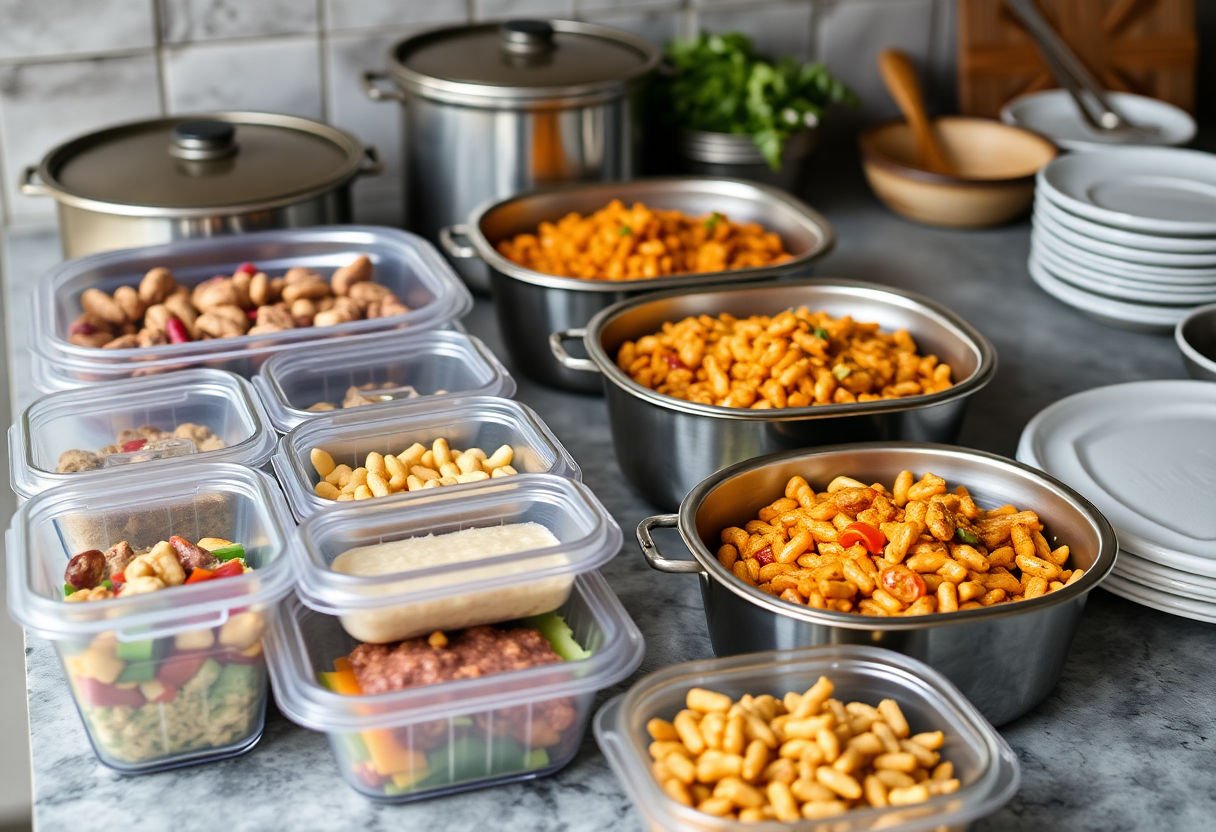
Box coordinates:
[1005,0,1161,142]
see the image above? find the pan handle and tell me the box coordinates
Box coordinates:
[361,70,405,102]
[439,224,478,260]
[357,145,383,177]
[20,165,49,196]
[637,514,703,574]
[548,329,599,373]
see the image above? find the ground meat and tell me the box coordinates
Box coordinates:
[104,541,136,577]
[348,626,562,695]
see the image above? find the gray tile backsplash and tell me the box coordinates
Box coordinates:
[0,55,162,223]
[324,0,470,31]
[162,36,325,118]
[0,0,970,228]
[0,0,155,61]
[159,0,320,43]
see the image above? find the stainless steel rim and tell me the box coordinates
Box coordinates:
[464,177,837,293]
[582,278,998,421]
[34,111,369,217]
[385,20,660,109]
[679,128,818,165]
[672,442,1119,631]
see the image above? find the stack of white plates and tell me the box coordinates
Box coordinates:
[1031,147,1216,332]
[1018,381,1216,624]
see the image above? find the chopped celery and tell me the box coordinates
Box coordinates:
[208,544,246,562]
[525,611,591,662]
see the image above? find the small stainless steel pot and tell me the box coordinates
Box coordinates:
[676,128,818,192]
[363,19,660,294]
[636,442,1119,726]
[551,279,995,507]
[445,177,834,392]
[21,112,381,259]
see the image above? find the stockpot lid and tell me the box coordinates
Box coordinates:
[34,112,367,216]
[387,19,660,107]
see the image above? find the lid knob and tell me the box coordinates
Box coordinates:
[500,20,555,55]
[170,119,238,161]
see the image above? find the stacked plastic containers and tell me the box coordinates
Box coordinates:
[30,226,472,391]
[267,475,645,801]
[5,463,296,772]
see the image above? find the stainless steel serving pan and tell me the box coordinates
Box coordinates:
[636,443,1119,726]
[551,279,995,507]
[442,177,834,392]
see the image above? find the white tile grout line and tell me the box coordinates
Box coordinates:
[317,0,331,123]
[150,0,170,115]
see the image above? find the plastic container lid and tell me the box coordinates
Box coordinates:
[267,569,643,733]
[252,330,515,433]
[388,20,659,107]
[272,395,581,521]
[38,226,472,365]
[291,473,620,617]
[32,112,368,215]
[595,644,1020,832]
[1016,380,1216,577]
[5,462,295,641]
[8,369,276,499]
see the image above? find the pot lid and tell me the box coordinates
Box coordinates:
[36,112,367,215]
[1016,380,1216,577]
[389,19,659,106]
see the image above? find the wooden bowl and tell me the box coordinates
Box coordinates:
[859,116,1058,228]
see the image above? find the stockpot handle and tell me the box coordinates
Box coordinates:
[357,145,384,177]
[20,165,49,196]
[439,224,478,260]
[637,515,704,574]
[361,70,406,102]
[549,329,599,374]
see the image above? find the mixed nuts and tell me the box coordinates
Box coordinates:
[56,423,225,473]
[67,255,409,349]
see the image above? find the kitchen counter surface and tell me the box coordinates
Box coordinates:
[7,157,1215,832]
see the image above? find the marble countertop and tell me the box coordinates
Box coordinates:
[6,156,1215,832]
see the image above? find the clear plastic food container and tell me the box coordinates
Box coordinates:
[5,462,295,774]
[594,645,1019,832]
[291,473,623,640]
[272,395,581,521]
[9,368,276,499]
[266,569,645,802]
[31,226,473,391]
[252,330,515,433]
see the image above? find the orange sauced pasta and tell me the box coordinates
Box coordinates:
[496,200,792,281]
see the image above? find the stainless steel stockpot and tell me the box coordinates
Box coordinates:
[551,280,996,506]
[22,112,380,259]
[636,443,1119,726]
[447,177,834,392]
[363,19,660,294]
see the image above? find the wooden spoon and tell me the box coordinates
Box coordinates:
[878,48,954,175]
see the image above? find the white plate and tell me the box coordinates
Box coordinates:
[1027,257,1189,331]
[1102,573,1216,624]
[1033,207,1216,269]
[1016,380,1216,578]
[1039,148,1216,236]
[1030,245,1216,305]
[1032,229,1216,284]
[1116,551,1216,602]
[1001,90,1196,152]
[1035,197,1216,254]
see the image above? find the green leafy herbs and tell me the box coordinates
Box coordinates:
[618,224,633,237]
[662,32,857,170]
[703,211,725,233]
[955,528,981,547]
[813,327,829,340]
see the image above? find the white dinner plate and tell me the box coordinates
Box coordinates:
[1030,245,1216,305]
[1017,381,1216,578]
[1115,551,1216,602]
[1102,573,1216,624]
[1035,197,1216,254]
[1001,90,1196,152]
[1039,148,1216,236]
[1033,208,1216,269]
[1027,257,1189,331]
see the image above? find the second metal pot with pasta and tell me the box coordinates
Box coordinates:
[362,19,660,293]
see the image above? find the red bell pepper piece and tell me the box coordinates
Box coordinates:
[838,522,886,555]
[753,546,775,567]
[211,560,246,580]
[157,653,208,689]
[75,677,146,708]
[111,571,126,585]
